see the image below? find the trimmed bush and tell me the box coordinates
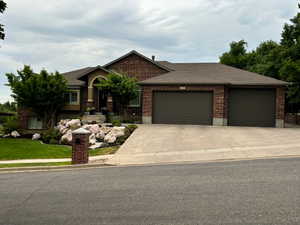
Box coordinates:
[112,119,122,127]
[41,129,61,144]
[2,116,20,134]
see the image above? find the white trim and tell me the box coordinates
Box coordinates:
[88,75,107,88]
[276,119,284,128]
[143,116,152,124]
[213,118,227,126]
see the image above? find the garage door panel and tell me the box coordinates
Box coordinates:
[228,89,276,127]
[153,91,213,125]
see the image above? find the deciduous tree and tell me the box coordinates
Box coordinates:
[6,65,68,128]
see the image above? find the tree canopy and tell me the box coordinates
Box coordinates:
[0,0,6,40]
[6,65,68,128]
[0,101,16,113]
[220,2,300,108]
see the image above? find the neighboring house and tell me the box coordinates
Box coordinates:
[19,50,288,129]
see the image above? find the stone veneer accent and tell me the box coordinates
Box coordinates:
[276,87,286,128]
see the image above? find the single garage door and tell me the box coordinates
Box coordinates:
[228,88,276,127]
[153,91,213,125]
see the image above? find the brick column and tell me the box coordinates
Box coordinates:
[72,128,91,164]
[213,86,226,126]
[276,87,285,128]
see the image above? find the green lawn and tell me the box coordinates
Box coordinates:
[0,138,119,160]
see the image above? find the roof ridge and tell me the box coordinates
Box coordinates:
[103,50,174,72]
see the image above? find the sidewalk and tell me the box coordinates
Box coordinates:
[0,155,114,164]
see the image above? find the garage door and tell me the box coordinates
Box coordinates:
[228,88,276,127]
[153,91,213,125]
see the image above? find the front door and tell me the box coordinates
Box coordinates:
[98,90,108,113]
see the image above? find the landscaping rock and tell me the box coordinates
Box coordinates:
[100,126,112,134]
[32,133,41,140]
[89,124,100,134]
[110,126,126,138]
[66,119,81,130]
[11,131,20,138]
[3,134,10,138]
[60,130,73,144]
[89,142,107,150]
[89,133,97,145]
[104,133,117,144]
[82,124,92,131]
[96,130,106,140]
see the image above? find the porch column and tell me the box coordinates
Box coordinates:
[88,87,94,103]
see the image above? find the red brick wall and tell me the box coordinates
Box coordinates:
[18,108,32,129]
[142,85,226,119]
[276,87,285,120]
[105,54,168,121]
[106,54,168,82]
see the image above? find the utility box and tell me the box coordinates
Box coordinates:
[72,128,91,164]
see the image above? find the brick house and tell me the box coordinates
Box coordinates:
[20,50,288,129]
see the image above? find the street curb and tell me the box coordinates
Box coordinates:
[1,155,300,174]
[0,163,115,173]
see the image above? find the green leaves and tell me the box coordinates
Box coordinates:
[0,0,6,40]
[95,72,138,104]
[6,65,68,128]
[220,2,300,106]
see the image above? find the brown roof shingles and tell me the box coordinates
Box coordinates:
[139,62,288,86]
[61,51,288,87]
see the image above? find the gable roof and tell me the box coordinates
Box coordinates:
[139,62,288,86]
[103,50,173,72]
[62,66,110,86]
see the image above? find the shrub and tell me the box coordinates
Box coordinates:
[49,138,59,145]
[41,128,61,144]
[112,119,122,127]
[2,116,20,134]
[126,124,138,133]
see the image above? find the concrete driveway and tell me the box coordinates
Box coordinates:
[108,125,300,165]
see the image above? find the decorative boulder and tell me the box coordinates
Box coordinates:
[89,124,100,134]
[100,126,112,135]
[104,133,117,144]
[110,126,126,138]
[60,130,73,145]
[66,119,81,130]
[3,134,10,138]
[89,142,107,150]
[11,131,20,138]
[60,127,69,135]
[82,124,92,131]
[96,130,106,140]
[58,119,70,127]
[89,133,97,145]
[32,133,41,140]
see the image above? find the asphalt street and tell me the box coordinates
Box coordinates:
[0,158,299,225]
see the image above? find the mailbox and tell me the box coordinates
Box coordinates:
[71,128,91,164]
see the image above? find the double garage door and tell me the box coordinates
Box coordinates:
[152,89,276,127]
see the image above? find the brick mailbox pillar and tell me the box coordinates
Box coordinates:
[72,128,91,165]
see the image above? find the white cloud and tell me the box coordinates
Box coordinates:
[0,0,298,102]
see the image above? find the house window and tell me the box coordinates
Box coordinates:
[129,88,141,107]
[65,90,80,105]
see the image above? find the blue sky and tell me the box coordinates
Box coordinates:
[0,0,297,103]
